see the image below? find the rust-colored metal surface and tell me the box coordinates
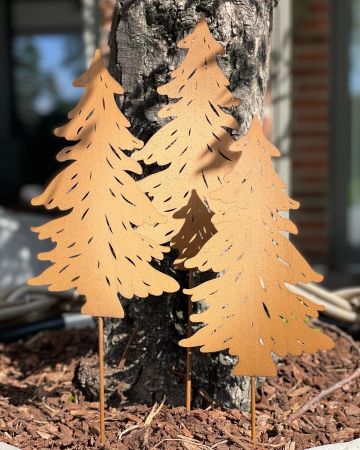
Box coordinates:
[172,190,216,270]
[98,317,105,444]
[28,50,179,319]
[134,17,240,268]
[180,117,334,376]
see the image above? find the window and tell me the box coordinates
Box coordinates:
[332,0,360,269]
[13,34,84,127]
[0,0,98,204]
[348,1,360,249]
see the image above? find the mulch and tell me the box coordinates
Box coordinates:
[0,323,359,450]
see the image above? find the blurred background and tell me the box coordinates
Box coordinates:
[0,0,113,207]
[0,0,114,336]
[0,0,359,336]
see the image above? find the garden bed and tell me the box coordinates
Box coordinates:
[0,323,359,449]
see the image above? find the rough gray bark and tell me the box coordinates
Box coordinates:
[110,0,275,139]
[78,0,276,410]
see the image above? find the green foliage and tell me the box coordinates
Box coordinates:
[67,393,77,404]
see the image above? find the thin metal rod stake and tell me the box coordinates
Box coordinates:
[98,317,105,445]
[251,376,256,445]
[186,270,194,410]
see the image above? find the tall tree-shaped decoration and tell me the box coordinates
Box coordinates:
[134,16,240,408]
[28,49,179,444]
[134,16,239,263]
[180,117,334,441]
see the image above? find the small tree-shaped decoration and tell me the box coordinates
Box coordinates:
[28,50,179,443]
[180,117,334,438]
[180,117,334,374]
[134,16,239,264]
[134,17,240,408]
[29,50,179,318]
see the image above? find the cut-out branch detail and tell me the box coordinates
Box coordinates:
[28,50,179,319]
[134,17,240,268]
[180,117,334,376]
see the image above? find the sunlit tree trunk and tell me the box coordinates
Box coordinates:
[78,0,276,409]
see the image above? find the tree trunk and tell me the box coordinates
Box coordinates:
[77,0,276,410]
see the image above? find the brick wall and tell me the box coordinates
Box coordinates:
[291,0,330,263]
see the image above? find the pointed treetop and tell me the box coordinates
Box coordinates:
[226,116,281,158]
[53,49,143,173]
[212,116,289,209]
[73,49,124,95]
[157,16,236,105]
[177,16,224,55]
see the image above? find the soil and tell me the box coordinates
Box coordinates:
[0,323,359,450]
